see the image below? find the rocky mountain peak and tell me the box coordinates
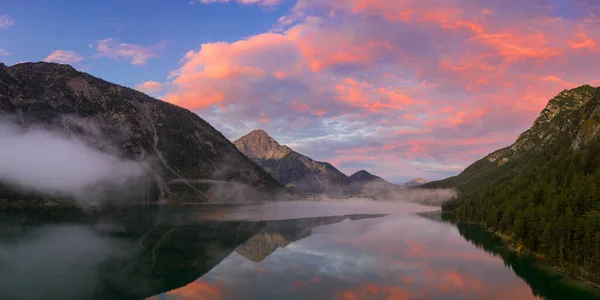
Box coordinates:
[233,129,291,162]
[486,84,600,166]
[234,129,352,193]
[248,129,270,137]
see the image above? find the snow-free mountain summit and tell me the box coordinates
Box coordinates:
[233,129,351,194]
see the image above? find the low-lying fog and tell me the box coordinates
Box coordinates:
[151,199,441,223]
[0,117,150,205]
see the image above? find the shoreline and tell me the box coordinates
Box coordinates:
[437,212,600,291]
[490,228,600,290]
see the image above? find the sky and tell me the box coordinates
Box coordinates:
[1,0,600,183]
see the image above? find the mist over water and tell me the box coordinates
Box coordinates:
[0,117,150,205]
[200,199,442,221]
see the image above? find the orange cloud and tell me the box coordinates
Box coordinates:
[585,13,600,24]
[314,109,327,116]
[299,38,394,72]
[441,109,489,126]
[164,31,299,109]
[167,89,226,109]
[569,33,597,51]
[471,30,557,61]
[334,77,420,112]
[135,81,165,94]
[293,103,310,112]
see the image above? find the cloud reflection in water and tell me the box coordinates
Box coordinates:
[152,214,540,300]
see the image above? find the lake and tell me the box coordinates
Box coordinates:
[0,200,598,300]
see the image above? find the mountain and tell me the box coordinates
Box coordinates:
[231,131,454,204]
[349,170,383,183]
[0,62,281,205]
[436,85,600,284]
[233,129,350,194]
[347,170,393,194]
[426,85,600,190]
[403,177,429,187]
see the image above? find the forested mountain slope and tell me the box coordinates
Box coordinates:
[438,85,600,284]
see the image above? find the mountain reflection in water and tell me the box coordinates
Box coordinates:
[149,212,541,300]
[0,202,598,300]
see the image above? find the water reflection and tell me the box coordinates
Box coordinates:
[0,205,384,300]
[151,214,542,300]
[0,203,598,300]
[440,216,600,300]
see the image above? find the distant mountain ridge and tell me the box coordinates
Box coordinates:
[231,130,456,205]
[233,130,400,194]
[403,178,429,186]
[349,170,383,183]
[234,129,352,194]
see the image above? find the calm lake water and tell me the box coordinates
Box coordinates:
[0,200,598,300]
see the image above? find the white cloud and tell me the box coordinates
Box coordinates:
[0,15,14,29]
[44,50,84,64]
[92,38,165,66]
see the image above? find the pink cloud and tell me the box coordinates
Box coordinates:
[135,81,166,94]
[163,31,301,109]
[0,15,14,29]
[569,33,598,51]
[44,50,84,64]
[92,38,164,66]
[0,49,11,56]
[141,0,600,181]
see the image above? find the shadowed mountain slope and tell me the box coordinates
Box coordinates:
[0,62,281,204]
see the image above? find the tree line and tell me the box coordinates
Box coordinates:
[443,133,600,284]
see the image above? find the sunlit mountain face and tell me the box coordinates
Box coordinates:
[3,1,599,182]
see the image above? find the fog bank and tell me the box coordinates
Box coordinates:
[0,118,150,204]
